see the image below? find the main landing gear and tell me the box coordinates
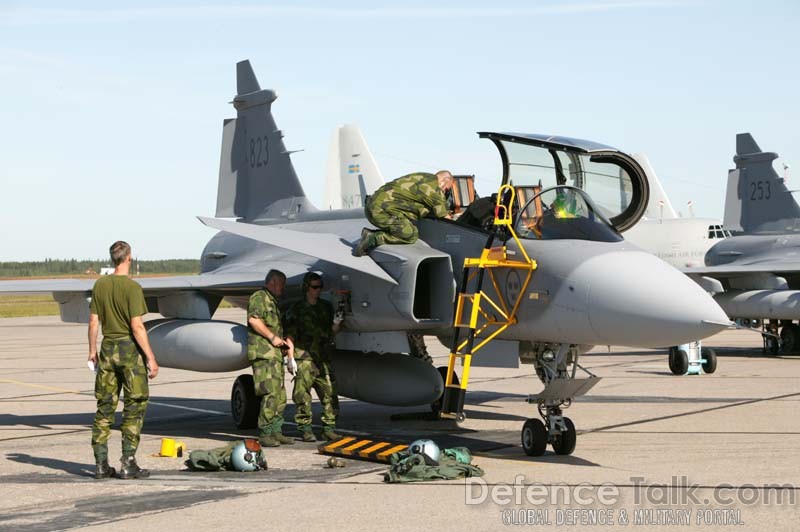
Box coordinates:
[761,319,800,355]
[521,343,599,456]
[231,374,259,429]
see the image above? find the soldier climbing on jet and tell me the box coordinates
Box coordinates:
[353,170,455,257]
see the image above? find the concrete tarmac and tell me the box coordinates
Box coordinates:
[1,309,798,531]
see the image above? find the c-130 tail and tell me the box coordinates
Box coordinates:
[215,60,317,222]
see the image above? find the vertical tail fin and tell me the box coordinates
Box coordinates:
[216,60,316,221]
[631,153,678,220]
[723,133,800,234]
[323,124,385,209]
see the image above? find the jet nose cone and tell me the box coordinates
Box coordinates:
[587,251,730,347]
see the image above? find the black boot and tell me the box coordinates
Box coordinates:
[353,228,376,257]
[94,460,116,479]
[118,456,150,479]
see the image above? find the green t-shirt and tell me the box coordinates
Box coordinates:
[89,275,148,340]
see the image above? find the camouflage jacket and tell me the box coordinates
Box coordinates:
[247,289,284,361]
[368,173,449,220]
[283,298,334,362]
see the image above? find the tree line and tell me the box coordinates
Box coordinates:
[0,259,201,277]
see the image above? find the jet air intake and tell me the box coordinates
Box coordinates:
[369,241,455,326]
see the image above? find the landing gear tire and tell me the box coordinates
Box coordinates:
[780,325,800,354]
[551,417,577,455]
[431,366,459,414]
[765,336,780,355]
[669,348,689,375]
[231,374,259,429]
[701,347,717,374]
[522,418,548,457]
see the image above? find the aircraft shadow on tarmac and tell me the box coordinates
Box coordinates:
[0,412,93,429]
[712,348,800,359]
[460,390,529,405]
[0,408,607,473]
[0,395,622,470]
[6,452,94,477]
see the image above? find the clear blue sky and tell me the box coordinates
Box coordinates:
[1,0,798,260]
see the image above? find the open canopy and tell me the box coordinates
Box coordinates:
[478,132,650,232]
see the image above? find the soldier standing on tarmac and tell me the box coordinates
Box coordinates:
[88,240,159,480]
[284,272,343,441]
[247,269,297,447]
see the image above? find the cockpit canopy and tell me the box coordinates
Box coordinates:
[516,186,622,242]
[478,132,650,233]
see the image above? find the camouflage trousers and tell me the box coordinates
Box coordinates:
[365,204,419,246]
[91,337,149,462]
[292,358,338,431]
[252,356,286,437]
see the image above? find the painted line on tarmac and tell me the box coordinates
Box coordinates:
[0,378,85,395]
[586,390,800,434]
[0,378,227,416]
[148,401,226,416]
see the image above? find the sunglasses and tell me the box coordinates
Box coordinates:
[309,284,323,289]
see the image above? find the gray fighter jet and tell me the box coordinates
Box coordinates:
[0,60,730,456]
[687,133,800,354]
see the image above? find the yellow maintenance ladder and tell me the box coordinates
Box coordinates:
[439,185,538,420]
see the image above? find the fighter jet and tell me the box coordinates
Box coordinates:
[0,60,730,456]
[327,128,733,378]
[684,133,800,355]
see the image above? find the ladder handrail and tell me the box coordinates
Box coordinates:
[440,184,538,420]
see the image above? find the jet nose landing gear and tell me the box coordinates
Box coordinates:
[668,341,717,375]
[523,343,599,456]
[521,409,578,457]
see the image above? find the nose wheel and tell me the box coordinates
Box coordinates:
[521,418,547,456]
[523,343,598,457]
[521,410,577,456]
[550,415,577,455]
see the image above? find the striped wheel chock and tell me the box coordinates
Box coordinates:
[317,436,408,463]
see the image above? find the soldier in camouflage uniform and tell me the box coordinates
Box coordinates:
[88,241,159,480]
[284,272,344,442]
[247,269,297,447]
[353,170,455,256]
